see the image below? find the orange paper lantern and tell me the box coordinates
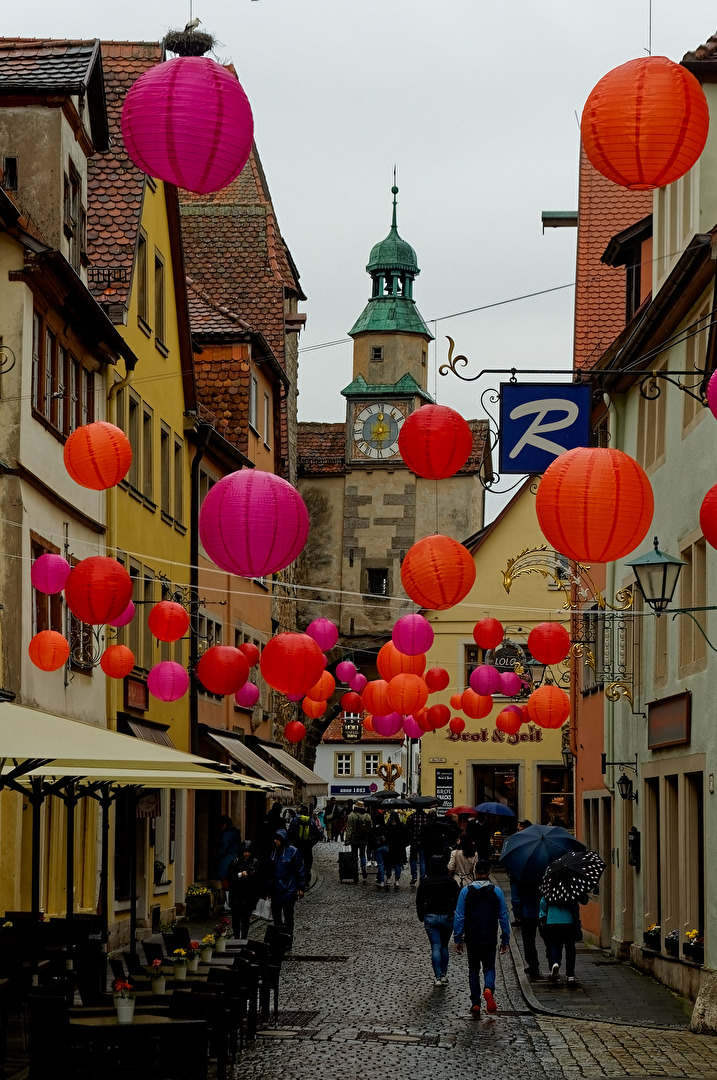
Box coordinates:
[100,644,135,679]
[526,684,570,729]
[302,696,326,719]
[363,714,374,733]
[401,535,476,611]
[29,630,70,671]
[362,679,392,717]
[496,707,522,736]
[259,633,325,697]
[450,692,463,710]
[377,641,425,680]
[581,56,709,191]
[527,623,571,665]
[64,421,132,490]
[460,688,493,719]
[536,447,653,564]
[306,670,336,702]
[388,673,428,716]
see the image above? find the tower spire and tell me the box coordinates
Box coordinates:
[391,167,398,232]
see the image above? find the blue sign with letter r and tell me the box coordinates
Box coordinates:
[499,382,592,474]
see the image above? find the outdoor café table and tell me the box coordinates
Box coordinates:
[69,1013,208,1080]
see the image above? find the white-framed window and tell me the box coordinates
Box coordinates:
[335,753,353,777]
[363,752,380,776]
[249,374,258,432]
[263,392,271,447]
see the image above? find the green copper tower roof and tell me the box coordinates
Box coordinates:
[349,184,433,340]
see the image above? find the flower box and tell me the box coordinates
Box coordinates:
[683,942,704,965]
[664,936,679,957]
[642,932,661,951]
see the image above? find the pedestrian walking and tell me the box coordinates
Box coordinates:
[408,808,428,885]
[453,859,510,1016]
[416,855,460,985]
[373,811,390,888]
[515,879,542,978]
[322,797,337,841]
[288,803,323,879]
[226,840,261,941]
[539,893,585,984]
[265,828,306,948]
[346,800,372,882]
[215,814,243,910]
[466,814,493,862]
[384,811,409,888]
[447,834,478,888]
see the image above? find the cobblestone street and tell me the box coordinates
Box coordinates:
[236,842,717,1080]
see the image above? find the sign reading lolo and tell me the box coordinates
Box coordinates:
[499,383,592,474]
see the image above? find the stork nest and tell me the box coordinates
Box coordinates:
[164,29,215,57]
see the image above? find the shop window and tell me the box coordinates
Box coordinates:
[539,766,574,829]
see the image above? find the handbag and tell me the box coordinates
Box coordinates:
[252,897,272,921]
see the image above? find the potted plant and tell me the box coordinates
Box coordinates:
[112,977,135,1023]
[200,934,215,963]
[214,917,231,953]
[664,929,680,957]
[148,958,166,995]
[172,948,188,980]
[643,923,661,950]
[153,856,167,887]
[186,941,201,973]
[684,929,704,965]
[185,884,213,920]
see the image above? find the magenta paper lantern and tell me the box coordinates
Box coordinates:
[199,469,309,578]
[336,660,356,683]
[286,693,304,702]
[148,661,189,702]
[469,664,501,696]
[500,670,523,697]
[402,715,425,739]
[121,56,254,195]
[306,618,338,652]
[707,371,717,419]
[371,712,403,736]
[350,672,367,694]
[31,553,71,595]
[392,614,434,656]
[108,600,135,628]
[235,682,260,708]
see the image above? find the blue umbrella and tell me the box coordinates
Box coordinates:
[475,801,516,817]
[499,824,586,883]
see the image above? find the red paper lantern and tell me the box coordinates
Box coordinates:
[362,679,393,717]
[460,688,492,719]
[29,631,69,672]
[196,646,249,696]
[64,557,133,625]
[238,642,261,667]
[306,671,336,702]
[148,601,190,643]
[700,485,717,549]
[425,667,450,693]
[148,661,189,702]
[527,623,571,666]
[377,641,425,680]
[284,720,306,744]
[536,447,653,563]
[31,553,71,595]
[401,535,476,611]
[100,644,135,679]
[449,716,465,735]
[302,697,326,719]
[398,404,473,479]
[413,709,433,733]
[496,707,522,736]
[427,703,451,729]
[527,685,570,729]
[581,56,709,191]
[63,421,132,490]
[259,633,325,697]
[121,56,254,195]
[341,691,363,713]
[473,618,504,649]
[449,692,463,710]
[388,673,428,715]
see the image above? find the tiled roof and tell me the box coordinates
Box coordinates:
[321,715,405,744]
[297,422,346,476]
[86,42,161,310]
[683,33,717,62]
[459,418,490,476]
[186,277,251,336]
[193,340,252,448]
[574,146,652,372]
[0,38,99,89]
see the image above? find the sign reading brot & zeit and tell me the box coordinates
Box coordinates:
[446,724,544,746]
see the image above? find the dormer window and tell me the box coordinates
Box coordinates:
[370,347,383,362]
[63,162,85,273]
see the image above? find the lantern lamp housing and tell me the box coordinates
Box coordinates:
[616,771,637,802]
[626,537,685,615]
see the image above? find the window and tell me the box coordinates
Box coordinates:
[539,767,574,829]
[363,752,380,776]
[263,393,271,447]
[679,537,707,669]
[370,347,383,362]
[335,753,353,777]
[465,644,481,688]
[160,426,171,516]
[249,374,258,432]
[128,561,142,665]
[366,568,388,597]
[43,329,55,422]
[63,163,83,273]
[142,407,154,500]
[580,606,605,693]
[196,614,223,697]
[30,311,94,437]
[128,394,140,489]
[683,301,710,432]
[174,439,184,524]
[137,232,149,328]
[31,313,41,411]
[142,570,155,672]
[1,157,18,191]
[154,252,166,346]
[31,537,63,635]
[199,468,215,507]
[67,556,93,673]
[636,365,666,471]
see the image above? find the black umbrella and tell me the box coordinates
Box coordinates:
[500,824,586,883]
[541,850,606,902]
[407,795,440,809]
[364,790,402,804]
[379,797,411,809]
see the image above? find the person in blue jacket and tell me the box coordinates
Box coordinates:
[266,828,306,947]
[539,892,586,984]
[453,859,510,1016]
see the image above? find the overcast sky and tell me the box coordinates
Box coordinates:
[7,1,717,509]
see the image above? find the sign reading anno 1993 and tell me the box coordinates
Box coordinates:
[499,382,592,475]
[446,724,544,746]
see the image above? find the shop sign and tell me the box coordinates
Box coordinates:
[500,382,592,474]
[435,768,454,807]
[446,724,544,745]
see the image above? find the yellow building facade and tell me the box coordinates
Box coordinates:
[421,480,573,830]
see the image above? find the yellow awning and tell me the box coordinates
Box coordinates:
[1,765,277,791]
[258,742,328,796]
[203,729,291,789]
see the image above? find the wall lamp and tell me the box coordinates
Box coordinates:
[601,753,638,802]
[626,537,685,615]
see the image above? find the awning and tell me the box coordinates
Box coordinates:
[119,715,174,747]
[0,702,231,779]
[0,765,278,791]
[257,743,328,797]
[203,729,291,790]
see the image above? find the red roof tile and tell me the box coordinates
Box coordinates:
[0,38,99,89]
[321,715,405,744]
[186,277,251,335]
[297,423,346,476]
[683,33,717,62]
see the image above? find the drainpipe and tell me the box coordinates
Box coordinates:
[190,423,212,755]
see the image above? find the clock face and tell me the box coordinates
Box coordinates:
[353,402,405,459]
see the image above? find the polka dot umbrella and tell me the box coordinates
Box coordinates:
[540,850,606,901]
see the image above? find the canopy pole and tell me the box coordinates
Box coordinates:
[64,784,78,1003]
[28,778,44,987]
[129,792,138,957]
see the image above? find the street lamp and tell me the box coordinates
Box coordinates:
[626,537,685,615]
[561,747,576,770]
[601,753,638,803]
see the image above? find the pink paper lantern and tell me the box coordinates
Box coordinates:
[402,715,425,739]
[306,618,339,652]
[286,693,304,702]
[469,664,501,696]
[500,671,523,697]
[234,682,260,709]
[371,712,403,736]
[121,56,254,195]
[392,614,434,656]
[199,469,309,578]
[148,661,189,702]
[350,672,367,694]
[31,553,71,595]
[336,661,356,683]
[708,371,717,419]
[108,600,135,629]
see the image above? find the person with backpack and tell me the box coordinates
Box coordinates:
[227,840,261,941]
[453,859,510,1016]
[288,803,322,879]
[448,834,478,889]
[345,800,372,882]
[416,855,461,985]
[266,829,306,948]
